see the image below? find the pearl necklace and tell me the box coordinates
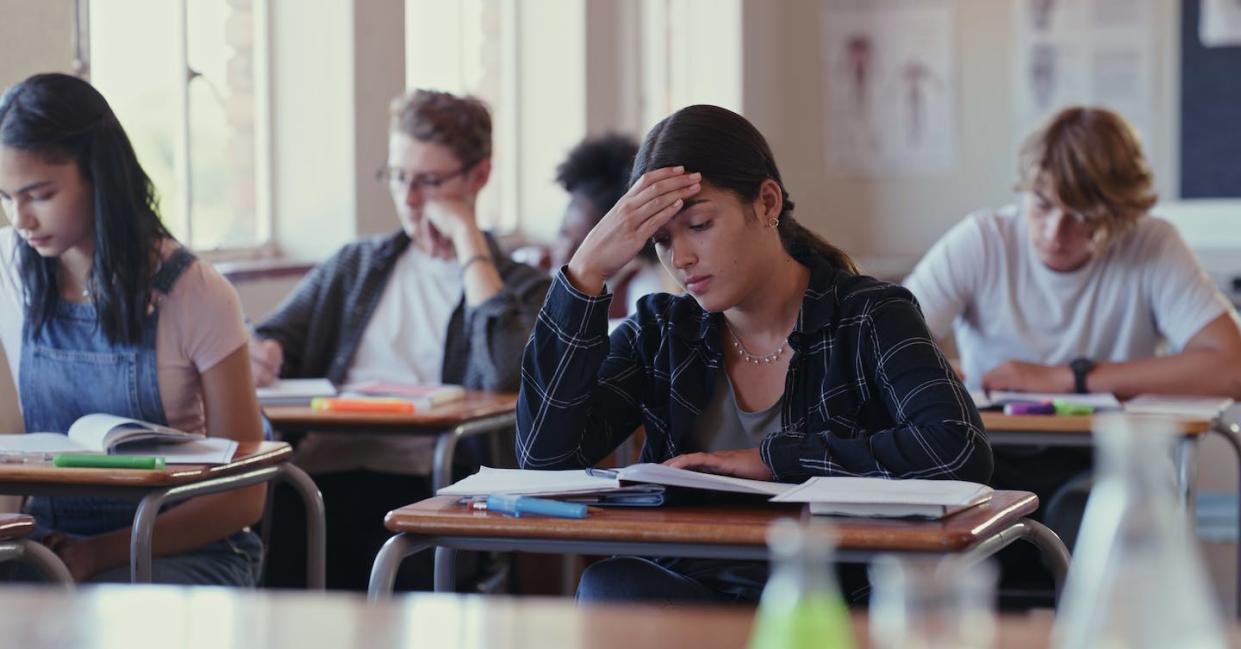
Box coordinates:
[725,322,788,364]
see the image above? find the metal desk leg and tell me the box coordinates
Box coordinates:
[1175,435,1200,519]
[0,540,74,587]
[435,546,457,592]
[1209,416,1241,618]
[431,414,518,492]
[368,533,431,600]
[277,463,327,590]
[432,430,459,494]
[130,490,170,583]
[959,519,1071,604]
[1019,519,1072,602]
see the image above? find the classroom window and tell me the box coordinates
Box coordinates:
[85,0,272,255]
[405,0,588,239]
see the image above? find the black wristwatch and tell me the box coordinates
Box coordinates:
[1069,357,1096,394]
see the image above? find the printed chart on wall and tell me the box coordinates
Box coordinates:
[821,0,958,177]
[1011,0,1156,156]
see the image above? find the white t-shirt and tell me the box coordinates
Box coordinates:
[0,228,249,434]
[904,205,1236,390]
[294,244,464,475]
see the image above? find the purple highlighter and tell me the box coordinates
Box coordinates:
[1003,400,1056,415]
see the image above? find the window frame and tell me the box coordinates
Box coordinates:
[74,0,277,261]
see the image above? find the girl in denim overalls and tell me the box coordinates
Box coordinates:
[0,73,266,584]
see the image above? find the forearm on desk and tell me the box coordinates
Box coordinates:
[82,485,267,576]
[1088,351,1241,399]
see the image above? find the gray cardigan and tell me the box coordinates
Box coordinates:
[255,230,550,390]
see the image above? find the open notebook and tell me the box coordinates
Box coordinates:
[437,464,793,506]
[439,465,992,519]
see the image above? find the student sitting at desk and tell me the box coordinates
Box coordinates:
[904,106,1241,549]
[249,89,549,589]
[0,73,265,584]
[516,105,991,603]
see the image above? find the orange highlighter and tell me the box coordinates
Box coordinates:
[310,397,415,414]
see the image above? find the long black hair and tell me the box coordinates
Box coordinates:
[0,73,171,346]
[631,105,857,274]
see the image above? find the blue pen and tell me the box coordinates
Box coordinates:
[481,494,588,519]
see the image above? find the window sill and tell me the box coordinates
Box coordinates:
[214,257,317,283]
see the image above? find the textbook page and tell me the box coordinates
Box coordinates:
[617,463,795,497]
[437,467,620,497]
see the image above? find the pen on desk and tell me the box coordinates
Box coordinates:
[52,454,166,470]
[585,467,619,479]
[473,494,588,519]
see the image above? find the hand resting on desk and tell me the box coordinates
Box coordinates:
[663,448,773,481]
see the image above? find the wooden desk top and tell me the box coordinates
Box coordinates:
[385,491,1038,553]
[264,391,517,431]
[981,411,1212,436]
[3,587,1208,649]
[0,512,34,541]
[0,440,291,487]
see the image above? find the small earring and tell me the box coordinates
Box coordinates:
[769,218,780,229]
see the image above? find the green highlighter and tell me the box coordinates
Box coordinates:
[1053,400,1095,416]
[53,454,166,470]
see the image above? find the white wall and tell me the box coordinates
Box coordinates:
[741,0,1189,277]
[0,1,73,92]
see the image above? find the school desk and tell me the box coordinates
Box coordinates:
[0,512,72,585]
[264,391,518,490]
[0,441,325,586]
[982,410,1241,616]
[367,491,1070,602]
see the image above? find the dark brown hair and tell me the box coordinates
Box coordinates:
[632,105,857,273]
[389,89,492,164]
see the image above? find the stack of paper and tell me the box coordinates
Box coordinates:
[1122,395,1235,419]
[770,477,993,519]
[256,378,336,406]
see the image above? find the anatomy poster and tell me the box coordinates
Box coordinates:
[1012,0,1156,153]
[821,0,958,176]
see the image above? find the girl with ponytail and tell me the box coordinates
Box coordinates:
[517,104,991,603]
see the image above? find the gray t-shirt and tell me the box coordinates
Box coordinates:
[689,371,784,452]
[904,204,1235,390]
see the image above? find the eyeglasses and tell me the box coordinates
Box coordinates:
[376,161,477,194]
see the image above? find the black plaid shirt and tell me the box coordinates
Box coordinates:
[517,251,992,484]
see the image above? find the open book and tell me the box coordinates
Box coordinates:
[0,414,238,464]
[440,465,993,519]
[770,477,993,519]
[437,463,793,506]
